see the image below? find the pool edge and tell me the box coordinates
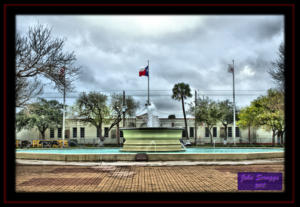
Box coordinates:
[16,152,284,161]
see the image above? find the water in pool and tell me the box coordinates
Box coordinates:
[16,148,284,154]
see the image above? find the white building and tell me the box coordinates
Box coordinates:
[16,114,280,145]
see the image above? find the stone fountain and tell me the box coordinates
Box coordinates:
[121,102,184,152]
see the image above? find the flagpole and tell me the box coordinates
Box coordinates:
[232,60,236,146]
[147,60,150,106]
[62,68,66,148]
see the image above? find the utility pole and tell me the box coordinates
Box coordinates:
[123,90,126,127]
[232,60,236,146]
[194,90,197,146]
[147,60,150,106]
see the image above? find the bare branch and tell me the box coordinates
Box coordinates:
[16,77,43,107]
[16,24,81,106]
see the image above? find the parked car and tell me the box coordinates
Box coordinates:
[51,141,59,147]
[68,139,78,147]
[39,141,52,148]
[20,140,31,148]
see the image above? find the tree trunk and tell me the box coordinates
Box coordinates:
[209,127,213,146]
[39,128,46,139]
[224,124,228,145]
[272,130,276,147]
[277,131,283,146]
[117,123,120,146]
[194,127,197,146]
[97,124,104,146]
[181,96,189,140]
[100,124,103,141]
[248,125,251,144]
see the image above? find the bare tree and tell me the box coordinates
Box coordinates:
[269,42,284,92]
[16,24,80,107]
[16,77,43,107]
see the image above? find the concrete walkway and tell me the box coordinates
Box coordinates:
[16,158,284,166]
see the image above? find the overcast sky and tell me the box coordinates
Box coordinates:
[16,15,284,118]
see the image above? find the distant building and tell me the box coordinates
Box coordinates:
[16,114,282,145]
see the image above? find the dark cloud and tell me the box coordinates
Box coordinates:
[16,15,284,117]
[254,17,284,40]
[78,66,99,87]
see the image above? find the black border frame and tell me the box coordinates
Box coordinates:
[1,2,295,205]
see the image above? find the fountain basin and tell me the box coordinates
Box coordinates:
[120,127,184,152]
[16,148,284,161]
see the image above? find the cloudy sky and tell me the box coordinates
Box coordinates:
[16,15,284,118]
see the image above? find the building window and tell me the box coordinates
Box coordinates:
[111,129,116,138]
[182,129,186,138]
[236,127,240,137]
[50,128,54,138]
[220,127,225,138]
[128,122,135,127]
[228,127,232,137]
[80,127,85,138]
[57,128,62,138]
[171,122,174,127]
[120,130,123,137]
[104,127,109,137]
[65,129,69,139]
[73,128,77,138]
[205,127,210,137]
[190,127,194,137]
[213,127,217,137]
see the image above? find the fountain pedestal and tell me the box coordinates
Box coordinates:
[121,127,184,152]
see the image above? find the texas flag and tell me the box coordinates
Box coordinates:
[139,66,149,77]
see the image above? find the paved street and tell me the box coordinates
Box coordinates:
[16,163,284,192]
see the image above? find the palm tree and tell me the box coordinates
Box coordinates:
[172,83,192,140]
